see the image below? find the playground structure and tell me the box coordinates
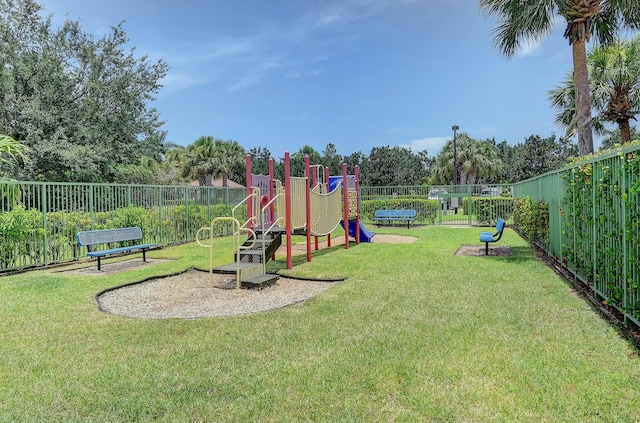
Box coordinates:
[196,152,373,289]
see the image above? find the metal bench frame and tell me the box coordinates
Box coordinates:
[372,209,417,229]
[76,227,156,270]
[479,218,505,255]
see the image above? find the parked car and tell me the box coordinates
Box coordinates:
[428,188,448,200]
[479,187,503,197]
[428,188,452,209]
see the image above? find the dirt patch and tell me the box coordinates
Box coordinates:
[58,258,172,276]
[455,244,512,256]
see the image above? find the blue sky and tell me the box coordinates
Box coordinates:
[40,0,587,158]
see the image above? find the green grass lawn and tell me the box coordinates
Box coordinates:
[1,225,639,422]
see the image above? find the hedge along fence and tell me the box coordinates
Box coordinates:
[0,181,246,272]
[461,197,515,226]
[512,197,549,247]
[360,184,515,226]
[360,198,440,224]
[513,142,640,326]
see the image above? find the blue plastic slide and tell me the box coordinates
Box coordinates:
[341,220,375,242]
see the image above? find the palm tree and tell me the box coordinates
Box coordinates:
[590,36,640,143]
[183,136,245,187]
[213,139,245,187]
[0,134,27,162]
[434,134,501,185]
[479,0,640,156]
[183,136,217,186]
[549,36,640,144]
[600,125,640,148]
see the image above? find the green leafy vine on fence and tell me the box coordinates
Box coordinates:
[463,197,514,225]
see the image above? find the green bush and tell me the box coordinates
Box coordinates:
[0,206,44,269]
[513,196,549,246]
[464,197,514,226]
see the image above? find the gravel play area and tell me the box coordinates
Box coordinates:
[97,270,341,319]
[95,233,417,320]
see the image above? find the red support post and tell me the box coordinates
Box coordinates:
[326,167,331,248]
[355,165,360,245]
[343,163,349,249]
[269,157,276,261]
[285,152,292,270]
[269,158,275,224]
[305,155,312,262]
[312,164,318,250]
[246,154,252,229]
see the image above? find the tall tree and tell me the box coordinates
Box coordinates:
[479,0,640,156]
[590,36,640,144]
[287,145,321,179]
[183,136,218,186]
[321,143,344,176]
[494,139,518,183]
[549,36,640,145]
[182,136,245,187]
[513,134,576,181]
[248,146,272,177]
[154,143,189,185]
[214,139,245,187]
[0,134,28,170]
[600,125,640,149]
[433,134,501,185]
[0,0,168,182]
[362,146,427,186]
[343,151,366,176]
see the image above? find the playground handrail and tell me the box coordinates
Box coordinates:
[233,187,260,228]
[196,216,255,289]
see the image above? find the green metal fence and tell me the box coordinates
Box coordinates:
[0,178,523,274]
[360,184,514,226]
[0,180,246,271]
[513,144,640,326]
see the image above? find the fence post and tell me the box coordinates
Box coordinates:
[41,183,48,266]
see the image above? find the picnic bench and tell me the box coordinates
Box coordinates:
[76,227,156,270]
[373,209,417,229]
[479,218,505,255]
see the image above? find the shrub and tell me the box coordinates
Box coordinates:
[361,199,438,224]
[513,196,549,246]
[463,197,514,226]
[0,206,44,269]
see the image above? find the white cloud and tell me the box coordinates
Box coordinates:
[516,14,563,58]
[400,136,449,156]
[515,37,543,57]
[159,73,206,94]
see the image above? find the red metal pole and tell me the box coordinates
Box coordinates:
[305,155,312,262]
[355,165,361,245]
[285,152,292,270]
[269,158,275,224]
[326,167,331,248]
[343,163,349,249]
[269,157,276,261]
[312,164,319,250]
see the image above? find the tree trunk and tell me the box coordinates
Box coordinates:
[572,40,595,156]
[619,119,631,144]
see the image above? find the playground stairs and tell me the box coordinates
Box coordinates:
[213,227,283,289]
[235,227,283,264]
